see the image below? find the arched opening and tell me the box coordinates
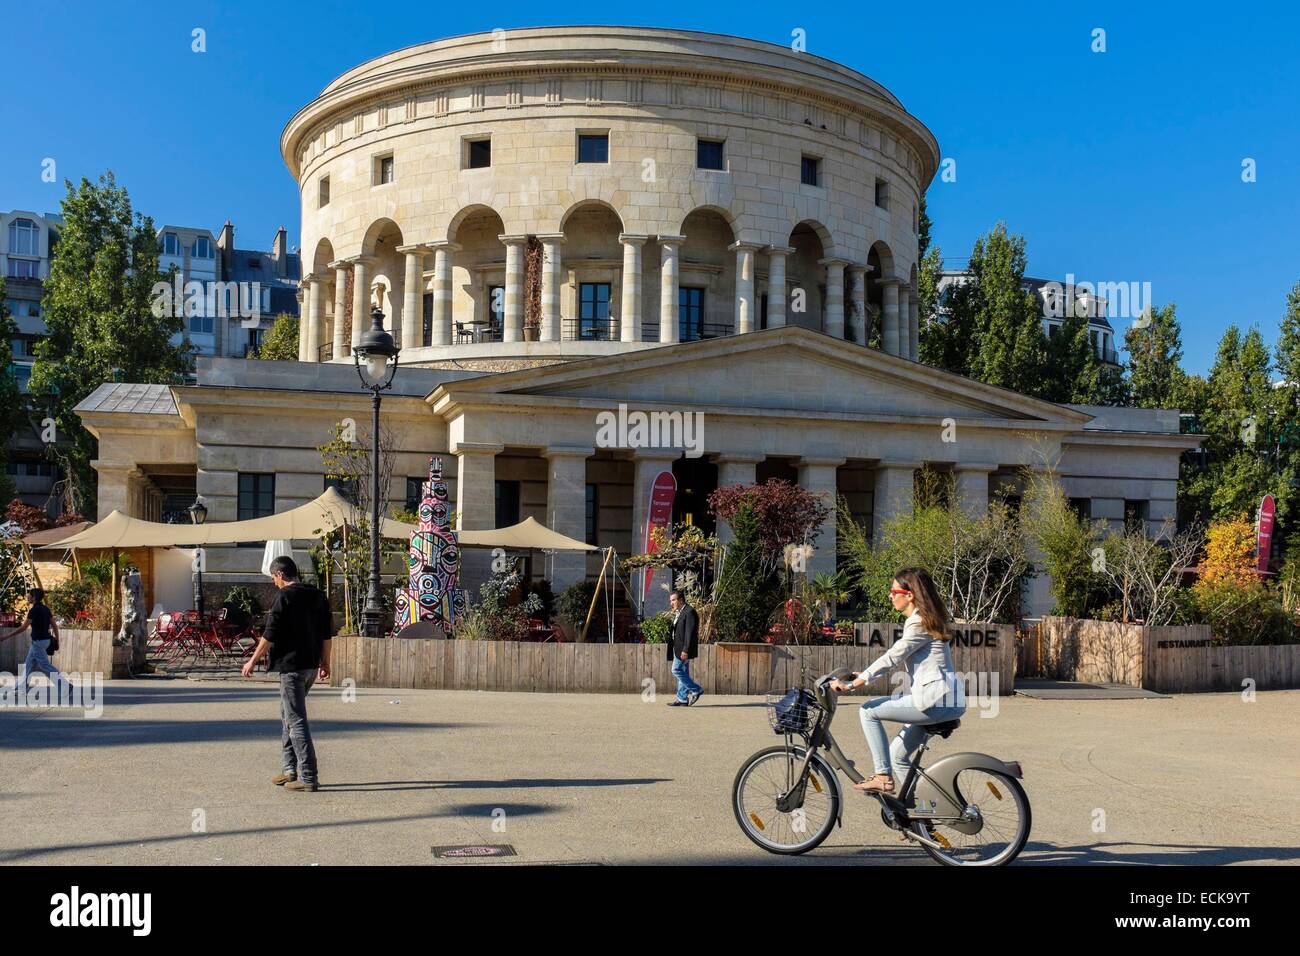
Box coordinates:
[787,221,830,332]
[448,206,507,346]
[560,201,624,341]
[360,218,404,337]
[311,238,335,361]
[866,241,896,351]
[678,208,736,341]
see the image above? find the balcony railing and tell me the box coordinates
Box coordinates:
[640,321,733,342]
[562,318,620,341]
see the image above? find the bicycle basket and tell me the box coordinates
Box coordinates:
[766,688,820,735]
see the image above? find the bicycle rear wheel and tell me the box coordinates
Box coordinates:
[732,745,840,855]
[911,769,1030,866]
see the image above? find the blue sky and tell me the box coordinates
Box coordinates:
[8,1,1299,373]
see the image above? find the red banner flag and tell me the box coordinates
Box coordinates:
[1257,494,1276,575]
[642,472,677,600]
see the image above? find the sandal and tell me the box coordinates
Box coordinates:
[853,773,895,794]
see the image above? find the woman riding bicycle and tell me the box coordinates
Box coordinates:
[830,567,965,795]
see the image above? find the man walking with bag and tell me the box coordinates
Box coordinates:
[667,588,703,707]
[242,556,332,792]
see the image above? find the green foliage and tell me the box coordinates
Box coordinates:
[46,576,96,622]
[29,174,193,516]
[711,504,783,642]
[224,586,264,619]
[1126,302,1187,409]
[0,279,22,468]
[1022,470,1109,618]
[0,543,36,616]
[639,611,673,644]
[556,581,597,630]
[456,559,541,640]
[254,313,300,361]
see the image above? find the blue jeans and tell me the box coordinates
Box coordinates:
[280,669,318,784]
[671,657,701,702]
[18,639,67,693]
[859,696,965,778]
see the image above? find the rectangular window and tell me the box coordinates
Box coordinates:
[759,293,768,330]
[585,483,599,545]
[679,286,705,341]
[1067,498,1091,521]
[190,315,214,335]
[467,138,492,169]
[577,133,609,164]
[697,139,725,170]
[324,475,358,504]
[319,176,330,207]
[495,480,521,526]
[1124,499,1148,533]
[405,477,425,513]
[237,473,275,520]
[488,285,505,331]
[578,282,611,338]
[875,178,889,208]
[801,155,820,186]
[7,258,37,279]
[422,292,433,347]
[375,154,395,184]
[192,237,213,258]
[161,232,181,256]
[9,219,39,255]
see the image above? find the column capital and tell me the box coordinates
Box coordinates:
[498,234,529,245]
[876,459,923,471]
[343,254,375,266]
[545,445,595,459]
[847,263,869,276]
[728,240,762,253]
[818,257,850,269]
[713,453,764,465]
[632,450,680,463]
[302,271,327,284]
[877,276,903,288]
[954,462,1000,473]
[766,244,796,257]
[451,441,504,456]
[428,240,462,253]
[618,233,650,246]
[395,243,430,256]
[657,234,687,246]
[537,233,566,244]
[327,259,352,270]
[799,455,846,468]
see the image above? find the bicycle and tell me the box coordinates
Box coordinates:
[732,666,1031,866]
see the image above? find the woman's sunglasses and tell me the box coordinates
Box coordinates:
[889,587,911,595]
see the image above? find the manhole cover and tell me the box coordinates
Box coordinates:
[432,844,517,859]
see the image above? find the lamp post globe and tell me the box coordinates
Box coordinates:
[188,498,208,617]
[352,306,401,637]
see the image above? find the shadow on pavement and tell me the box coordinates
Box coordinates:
[0,718,478,749]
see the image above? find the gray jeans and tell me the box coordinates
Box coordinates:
[859,695,966,778]
[280,668,318,784]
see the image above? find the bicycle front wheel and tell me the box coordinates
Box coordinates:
[911,770,1031,866]
[732,745,840,855]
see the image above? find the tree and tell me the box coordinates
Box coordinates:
[1021,468,1110,618]
[708,479,830,572]
[0,280,20,504]
[1126,302,1186,409]
[964,224,1049,396]
[711,504,783,641]
[29,173,193,516]
[915,244,947,366]
[254,313,300,361]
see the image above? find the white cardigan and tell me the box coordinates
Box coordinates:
[859,612,964,710]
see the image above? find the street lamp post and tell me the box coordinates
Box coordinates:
[188,498,208,616]
[353,305,400,637]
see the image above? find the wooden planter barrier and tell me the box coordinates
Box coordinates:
[1039,617,1300,693]
[327,622,1016,696]
[0,628,125,678]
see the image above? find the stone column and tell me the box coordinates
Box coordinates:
[94,465,132,519]
[820,258,847,339]
[848,264,868,346]
[658,235,685,344]
[453,441,502,598]
[730,241,760,334]
[500,235,527,343]
[397,244,427,353]
[631,452,678,614]
[545,446,593,593]
[881,278,901,357]
[330,261,350,359]
[296,287,309,361]
[305,273,324,362]
[909,292,920,361]
[618,234,647,342]
[798,457,844,577]
[350,256,373,350]
[429,241,459,347]
[766,245,793,329]
[872,461,919,544]
[898,286,912,360]
[714,454,762,545]
[538,234,565,342]
[955,464,997,519]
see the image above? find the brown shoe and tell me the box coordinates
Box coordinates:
[272,773,296,786]
[284,780,318,792]
[853,773,895,794]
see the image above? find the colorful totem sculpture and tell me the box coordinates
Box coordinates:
[392,457,465,635]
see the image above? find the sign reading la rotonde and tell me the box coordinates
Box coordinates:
[855,624,1001,648]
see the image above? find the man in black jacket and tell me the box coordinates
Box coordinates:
[242,556,332,791]
[666,589,702,706]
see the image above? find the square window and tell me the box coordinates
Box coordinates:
[801,155,820,186]
[319,176,330,207]
[237,473,275,520]
[577,133,609,164]
[467,138,491,169]
[375,154,395,185]
[697,139,725,170]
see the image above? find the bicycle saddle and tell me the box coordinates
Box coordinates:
[925,719,961,738]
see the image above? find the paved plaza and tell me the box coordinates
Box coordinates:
[1,678,1297,865]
